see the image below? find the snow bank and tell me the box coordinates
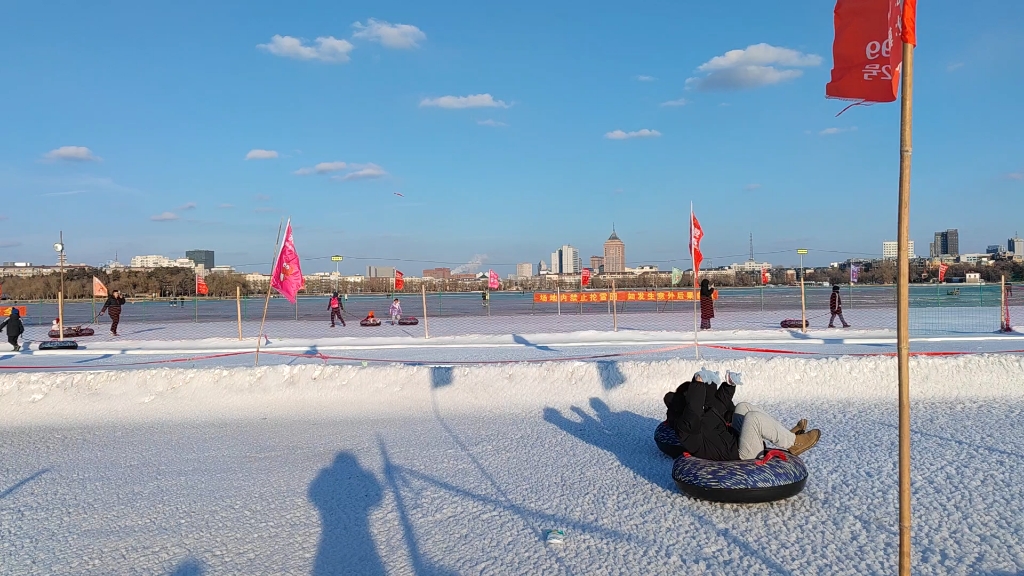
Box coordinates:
[3,355,1022,426]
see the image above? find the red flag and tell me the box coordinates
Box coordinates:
[826,0,904,103]
[394,270,405,291]
[270,220,305,303]
[581,268,591,287]
[487,269,499,290]
[938,263,949,282]
[761,266,770,285]
[901,0,917,46]
[93,276,108,298]
[689,207,704,277]
[196,275,209,295]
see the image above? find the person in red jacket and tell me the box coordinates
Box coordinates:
[828,285,851,328]
[328,292,345,327]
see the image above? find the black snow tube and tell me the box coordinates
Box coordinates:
[671,450,808,503]
[397,317,419,326]
[654,421,686,458]
[360,319,382,327]
[48,326,95,338]
[780,319,809,329]
[38,340,79,351]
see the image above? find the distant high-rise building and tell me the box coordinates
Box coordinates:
[883,240,916,260]
[603,228,625,273]
[516,262,533,278]
[590,255,605,273]
[987,244,1002,255]
[538,260,548,274]
[366,266,396,278]
[186,250,215,270]
[931,229,959,257]
[550,245,579,274]
[1008,236,1024,258]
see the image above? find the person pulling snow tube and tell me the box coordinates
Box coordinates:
[397,317,419,326]
[671,449,808,503]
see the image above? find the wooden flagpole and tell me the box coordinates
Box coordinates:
[691,202,699,359]
[896,38,915,576]
[255,218,285,366]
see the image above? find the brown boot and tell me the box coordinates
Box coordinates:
[789,429,820,456]
[790,419,808,434]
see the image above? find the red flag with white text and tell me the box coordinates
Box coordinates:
[938,263,949,282]
[394,270,405,291]
[689,208,704,279]
[761,266,770,286]
[270,220,305,304]
[488,269,499,290]
[826,0,904,103]
[581,268,591,287]
[196,275,209,295]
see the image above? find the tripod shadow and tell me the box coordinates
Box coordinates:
[308,452,386,576]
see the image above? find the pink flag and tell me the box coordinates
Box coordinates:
[488,269,499,290]
[690,206,704,277]
[270,220,305,303]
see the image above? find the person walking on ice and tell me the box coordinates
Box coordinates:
[828,285,850,328]
[389,298,402,325]
[99,289,126,336]
[0,308,24,351]
[699,279,716,330]
[328,292,346,327]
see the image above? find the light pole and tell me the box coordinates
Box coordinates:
[53,232,66,341]
[797,249,808,333]
[331,255,343,293]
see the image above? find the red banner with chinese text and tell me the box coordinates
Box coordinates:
[394,270,405,291]
[533,291,719,304]
[826,0,904,103]
[938,263,949,282]
[1,306,27,317]
[196,275,209,295]
[581,268,591,287]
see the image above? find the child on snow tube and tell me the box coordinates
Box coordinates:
[657,369,821,502]
[360,311,381,327]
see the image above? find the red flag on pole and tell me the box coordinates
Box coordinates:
[196,274,209,295]
[761,266,770,285]
[689,207,704,277]
[825,0,905,104]
[901,0,917,46]
[394,270,405,291]
[93,276,108,298]
[581,268,591,287]
[487,269,499,289]
[270,220,305,304]
[938,263,949,282]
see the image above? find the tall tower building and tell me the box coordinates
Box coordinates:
[603,227,625,273]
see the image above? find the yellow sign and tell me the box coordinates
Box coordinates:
[331,255,343,262]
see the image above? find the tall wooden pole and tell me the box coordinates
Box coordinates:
[255,219,285,366]
[896,39,915,576]
[421,284,429,339]
[611,279,618,332]
[236,285,243,341]
[799,251,807,333]
[58,231,65,341]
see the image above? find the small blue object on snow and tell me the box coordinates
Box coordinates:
[545,529,565,544]
[726,371,744,386]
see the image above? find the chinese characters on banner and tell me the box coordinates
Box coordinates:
[761,266,770,285]
[938,263,949,282]
[487,269,499,289]
[690,208,704,278]
[581,268,591,287]
[825,0,905,103]
[533,291,718,304]
[850,264,860,283]
[394,270,405,291]
[270,220,305,304]
[196,275,209,295]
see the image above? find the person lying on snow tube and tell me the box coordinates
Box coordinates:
[360,311,382,327]
[657,369,821,502]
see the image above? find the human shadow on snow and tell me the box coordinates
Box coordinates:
[168,557,205,576]
[0,468,50,500]
[308,452,386,576]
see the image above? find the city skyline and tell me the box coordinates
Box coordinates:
[1,2,1022,271]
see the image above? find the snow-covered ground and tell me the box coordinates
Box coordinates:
[2,356,1024,574]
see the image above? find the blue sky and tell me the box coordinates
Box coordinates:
[1,0,1022,274]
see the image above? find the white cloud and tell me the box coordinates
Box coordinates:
[636,75,656,82]
[1007,172,1023,181]
[245,149,279,160]
[255,194,271,201]
[42,190,87,197]
[685,43,821,91]
[0,240,21,248]
[419,94,509,109]
[947,62,965,72]
[819,126,858,136]
[477,119,507,127]
[179,202,197,210]
[294,161,348,175]
[604,129,662,140]
[333,163,388,181]
[257,35,354,63]
[218,203,235,209]
[744,183,762,191]
[43,146,100,162]
[351,19,426,49]
[660,98,689,107]
[150,212,179,222]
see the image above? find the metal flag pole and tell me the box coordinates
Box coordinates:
[896,35,916,576]
[691,202,699,359]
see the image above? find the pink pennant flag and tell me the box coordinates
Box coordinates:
[488,269,499,290]
[271,220,305,303]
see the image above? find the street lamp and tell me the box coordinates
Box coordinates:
[797,249,808,333]
[53,232,66,341]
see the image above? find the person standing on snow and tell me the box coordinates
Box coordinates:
[99,289,126,336]
[389,298,402,325]
[828,285,850,328]
[0,308,24,351]
[328,292,345,327]
[699,279,716,330]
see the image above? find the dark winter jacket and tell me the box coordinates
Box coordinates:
[0,311,24,338]
[830,292,842,314]
[100,295,126,314]
[664,379,739,461]
[699,280,716,320]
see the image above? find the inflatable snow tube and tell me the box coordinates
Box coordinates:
[38,340,79,351]
[397,317,419,326]
[360,319,382,327]
[672,450,808,503]
[655,421,685,458]
[47,327,95,338]
[780,319,809,329]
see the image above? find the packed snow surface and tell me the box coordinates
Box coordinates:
[2,354,1024,574]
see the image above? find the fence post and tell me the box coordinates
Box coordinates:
[236,286,243,340]
[611,280,618,332]
[1001,275,1008,331]
[421,285,429,339]
[557,284,561,316]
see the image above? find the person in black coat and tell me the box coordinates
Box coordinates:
[699,279,715,330]
[664,369,820,460]
[99,290,126,336]
[0,308,24,351]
